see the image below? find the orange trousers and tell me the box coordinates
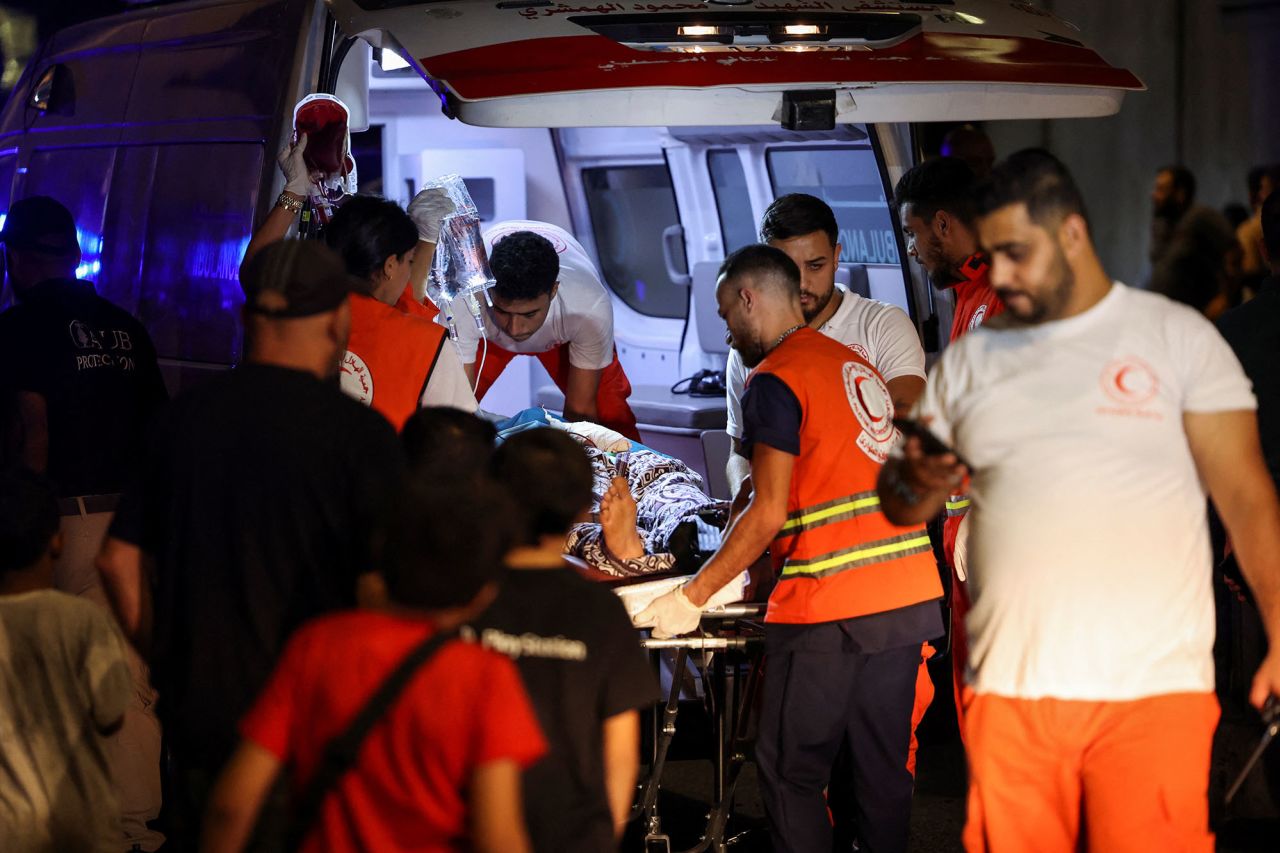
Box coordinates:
[907,643,936,777]
[475,342,641,441]
[962,691,1218,853]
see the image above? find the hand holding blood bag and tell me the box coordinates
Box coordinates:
[294,96,348,176]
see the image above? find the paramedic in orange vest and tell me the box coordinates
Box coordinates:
[880,149,1280,853]
[322,196,475,427]
[450,221,641,440]
[636,245,944,853]
[241,134,476,429]
[894,156,1005,731]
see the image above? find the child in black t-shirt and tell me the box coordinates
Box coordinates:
[466,428,660,853]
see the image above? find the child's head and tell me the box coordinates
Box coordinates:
[491,429,593,545]
[375,477,516,612]
[0,469,60,588]
[401,407,497,478]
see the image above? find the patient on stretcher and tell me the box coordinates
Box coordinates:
[497,410,729,577]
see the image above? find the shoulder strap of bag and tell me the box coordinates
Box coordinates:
[286,626,457,849]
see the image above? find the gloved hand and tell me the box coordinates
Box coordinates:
[278,133,315,197]
[407,187,457,243]
[634,585,703,639]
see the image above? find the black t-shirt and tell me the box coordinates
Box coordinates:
[110,363,405,769]
[1218,277,1280,489]
[467,566,660,853]
[0,278,168,496]
[740,369,943,649]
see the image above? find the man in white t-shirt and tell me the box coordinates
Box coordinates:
[879,149,1280,853]
[725,194,926,498]
[451,220,639,439]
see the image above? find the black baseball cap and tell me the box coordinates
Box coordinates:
[0,196,80,256]
[240,239,359,318]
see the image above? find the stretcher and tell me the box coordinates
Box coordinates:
[589,567,772,853]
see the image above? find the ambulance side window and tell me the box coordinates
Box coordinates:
[708,150,756,253]
[766,146,900,267]
[581,165,686,320]
[132,143,262,364]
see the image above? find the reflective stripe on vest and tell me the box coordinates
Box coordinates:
[780,530,934,580]
[945,495,971,518]
[779,490,882,536]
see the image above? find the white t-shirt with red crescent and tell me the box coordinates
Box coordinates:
[915,283,1255,701]
[449,220,615,371]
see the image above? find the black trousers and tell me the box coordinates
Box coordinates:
[755,640,919,853]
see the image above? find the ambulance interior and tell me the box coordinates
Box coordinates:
[365,51,922,496]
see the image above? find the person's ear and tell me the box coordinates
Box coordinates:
[48,531,64,562]
[933,210,951,238]
[1057,213,1089,261]
[548,281,560,303]
[380,254,398,284]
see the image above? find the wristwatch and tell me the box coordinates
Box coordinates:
[276,192,305,214]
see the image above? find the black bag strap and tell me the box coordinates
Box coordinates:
[286,627,458,850]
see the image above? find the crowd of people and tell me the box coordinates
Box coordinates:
[1,133,1279,853]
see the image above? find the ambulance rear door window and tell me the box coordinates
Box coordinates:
[581,164,686,320]
[708,150,756,254]
[766,146,900,267]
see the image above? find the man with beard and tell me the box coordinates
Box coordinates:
[894,156,1006,735]
[895,157,1005,341]
[638,245,944,853]
[725,194,926,500]
[879,149,1280,852]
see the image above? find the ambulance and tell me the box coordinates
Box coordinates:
[0,0,1140,488]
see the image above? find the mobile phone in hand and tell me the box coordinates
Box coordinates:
[892,418,971,469]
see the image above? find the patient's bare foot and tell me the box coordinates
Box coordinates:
[600,476,645,560]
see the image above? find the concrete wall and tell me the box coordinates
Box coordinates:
[983,0,1280,287]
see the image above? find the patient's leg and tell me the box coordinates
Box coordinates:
[599,476,645,560]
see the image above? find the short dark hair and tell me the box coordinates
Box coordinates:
[717,243,801,296]
[1159,164,1197,204]
[377,478,515,609]
[491,429,593,543]
[975,148,1091,230]
[1262,191,1280,265]
[401,407,497,476]
[893,157,979,227]
[0,469,59,576]
[759,193,839,248]
[324,195,419,290]
[489,231,559,302]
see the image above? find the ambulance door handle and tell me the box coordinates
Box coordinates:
[662,224,692,288]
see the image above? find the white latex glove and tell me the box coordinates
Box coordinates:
[278,133,314,197]
[633,585,702,639]
[407,187,457,243]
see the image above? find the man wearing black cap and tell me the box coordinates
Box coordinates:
[0,195,169,850]
[96,239,407,844]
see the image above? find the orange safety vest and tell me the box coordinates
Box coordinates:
[341,293,448,429]
[751,327,942,625]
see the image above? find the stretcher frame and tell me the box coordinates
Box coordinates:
[632,604,767,853]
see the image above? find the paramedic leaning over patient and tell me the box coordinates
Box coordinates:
[637,245,943,853]
[450,221,641,440]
